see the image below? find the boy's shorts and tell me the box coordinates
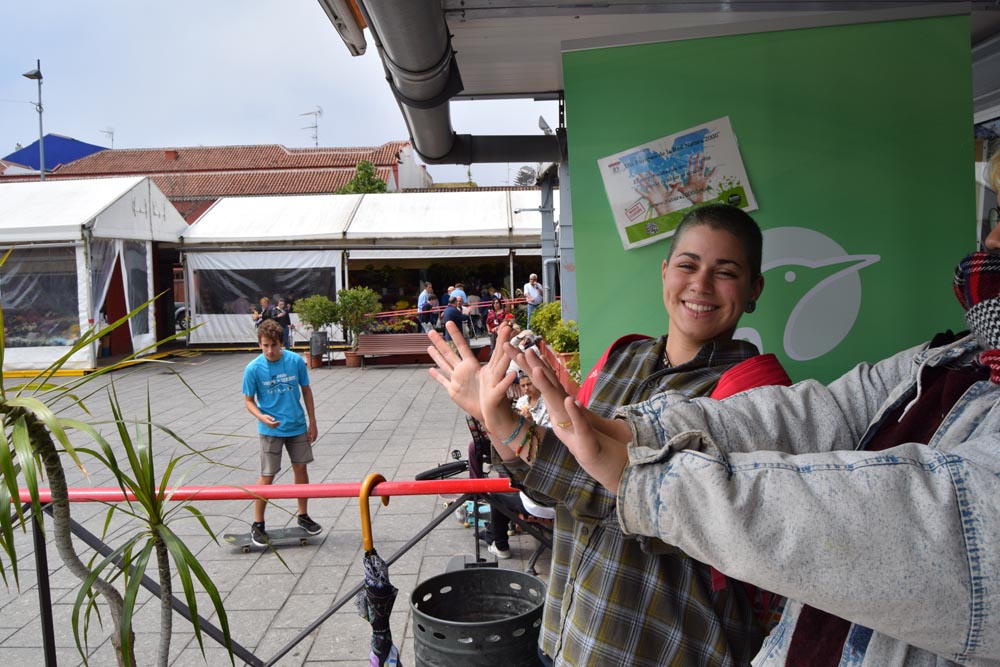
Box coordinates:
[259,433,313,476]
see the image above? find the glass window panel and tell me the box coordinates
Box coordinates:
[0,246,80,347]
[89,238,117,321]
[194,267,337,315]
[123,241,149,336]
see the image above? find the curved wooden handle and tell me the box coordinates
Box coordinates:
[359,473,388,552]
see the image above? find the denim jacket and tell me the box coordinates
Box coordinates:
[616,335,1000,666]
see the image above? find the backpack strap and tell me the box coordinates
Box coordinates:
[710,353,791,400]
[576,334,653,406]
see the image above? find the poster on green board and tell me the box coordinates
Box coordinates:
[597,116,757,249]
[563,15,972,383]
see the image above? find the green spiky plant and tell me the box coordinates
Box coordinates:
[0,264,233,666]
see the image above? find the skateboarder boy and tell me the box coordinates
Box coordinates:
[243,319,321,547]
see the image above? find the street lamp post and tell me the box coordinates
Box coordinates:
[22,59,44,181]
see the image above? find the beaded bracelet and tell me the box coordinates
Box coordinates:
[515,423,536,458]
[501,414,526,446]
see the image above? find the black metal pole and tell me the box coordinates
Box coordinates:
[30,504,58,667]
[263,494,473,667]
[47,507,262,667]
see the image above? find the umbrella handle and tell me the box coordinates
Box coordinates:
[360,472,389,552]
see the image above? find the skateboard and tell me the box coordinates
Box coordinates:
[224,526,313,553]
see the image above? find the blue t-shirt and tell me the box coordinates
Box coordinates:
[242,349,310,437]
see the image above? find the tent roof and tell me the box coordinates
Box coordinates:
[181,194,361,244]
[0,176,188,243]
[181,190,555,245]
[346,191,511,239]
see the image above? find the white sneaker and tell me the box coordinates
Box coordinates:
[488,543,512,560]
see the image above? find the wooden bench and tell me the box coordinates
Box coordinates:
[356,333,432,368]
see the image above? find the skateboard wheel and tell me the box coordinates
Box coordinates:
[242,546,250,554]
[299,539,308,546]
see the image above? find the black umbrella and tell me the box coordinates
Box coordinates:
[356,473,402,667]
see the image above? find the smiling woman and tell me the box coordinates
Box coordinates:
[426,202,791,666]
[660,203,764,366]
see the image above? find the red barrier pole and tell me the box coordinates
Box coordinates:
[18,478,517,504]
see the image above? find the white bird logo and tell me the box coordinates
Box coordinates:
[735,227,880,361]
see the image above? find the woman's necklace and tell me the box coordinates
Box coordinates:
[663,348,673,369]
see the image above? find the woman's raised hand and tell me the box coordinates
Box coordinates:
[428,322,485,419]
[478,324,521,452]
[560,397,629,494]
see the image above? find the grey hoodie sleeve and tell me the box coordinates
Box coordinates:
[616,435,1000,662]
[618,342,924,458]
[615,343,1000,661]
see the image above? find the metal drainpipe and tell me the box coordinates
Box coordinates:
[356,0,564,165]
[542,257,560,303]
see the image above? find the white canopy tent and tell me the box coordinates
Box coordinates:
[0,177,188,370]
[181,195,356,345]
[180,190,550,344]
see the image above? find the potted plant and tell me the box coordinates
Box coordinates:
[295,294,339,369]
[337,286,380,367]
[529,301,581,393]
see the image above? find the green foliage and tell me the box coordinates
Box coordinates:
[336,160,388,194]
[295,294,339,332]
[528,301,562,340]
[337,286,381,348]
[564,351,582,384]
[75,383,233,665]
[548,319,579,354]
[0,291,233,666]
[528,301,579,354]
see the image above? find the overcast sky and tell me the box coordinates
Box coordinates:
[0,0,558,186]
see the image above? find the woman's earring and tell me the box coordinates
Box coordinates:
[745,300,756,314]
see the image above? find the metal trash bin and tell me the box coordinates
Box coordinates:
[411,568,546,667]
[309,331,328,358]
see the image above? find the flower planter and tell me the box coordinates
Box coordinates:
[305,352,323,370]
[537,340,581,396]
[344,350,363,368]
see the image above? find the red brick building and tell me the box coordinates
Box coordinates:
[2,140,430,222]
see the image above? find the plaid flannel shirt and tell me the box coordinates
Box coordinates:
[502,336,764,666]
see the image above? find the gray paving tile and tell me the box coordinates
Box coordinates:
[0,352,551,664]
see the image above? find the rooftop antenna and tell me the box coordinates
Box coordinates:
[300,106,323,147]
[100,126,114,148]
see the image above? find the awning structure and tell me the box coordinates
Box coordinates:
[181,193,361,244]
[181,189,550,247]
[0,176,187,243]
[345,191,511,239]
[348,248,509,259]
[0,177,188,370]
[179,189,552,344]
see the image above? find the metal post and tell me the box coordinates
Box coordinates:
[538,172,557,301]
[36,64,44,181]
[30,506,58,667]
[22,59,44,181]
[557,161,577,321]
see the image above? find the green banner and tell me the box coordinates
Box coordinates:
[564,15,972,383]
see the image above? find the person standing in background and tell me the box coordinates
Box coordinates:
[523,273,543,327]
[273,297,293,350]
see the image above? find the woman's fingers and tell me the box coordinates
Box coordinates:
[427,330,457,370]
[446,321,474,357]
